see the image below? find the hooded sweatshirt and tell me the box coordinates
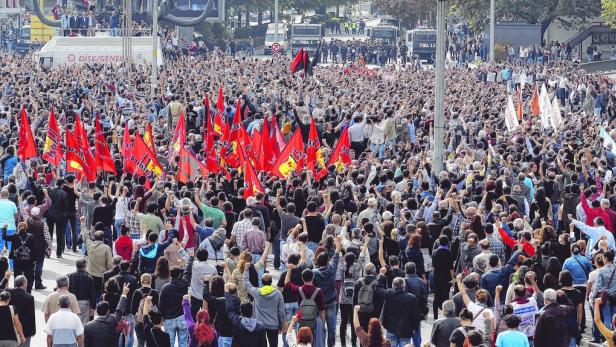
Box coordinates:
[242,268,285,330]
[226,296,267,347]
[138,237,174,274]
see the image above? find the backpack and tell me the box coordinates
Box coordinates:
[357,278,375,314]
[298,287,320,331]
[13,234,31,262]
[342,274,355,298]
[134,291,148,324]
[456,327,472,347]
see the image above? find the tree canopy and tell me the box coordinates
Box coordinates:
[603,0,616,27]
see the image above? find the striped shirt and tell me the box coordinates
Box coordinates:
[231,218,252,250]
[241,227,266,254]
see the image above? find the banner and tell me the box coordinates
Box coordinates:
[504,95,520,132]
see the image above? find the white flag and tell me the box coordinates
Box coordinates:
[539,83,552,129]
[600,127,616,155]
[505,95,520,132]
[550,96,564,130]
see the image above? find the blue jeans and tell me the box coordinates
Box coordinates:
[163,315,188,347]
[251,253,264,286]
[218,336,232,347]
[569,337,576,347]
[114,219,124,240]
[412,322,422,347]
[273,239,281,269]
[602,303,616,330]
[591,302,603,342]
[120,314,135,347]
[283,302,299,347]
[0,229,15,268]
[370,143,385,159]
[65,217,80,250]
[324,302,337,347]
[552,203,559,230]
[386,331,411,347]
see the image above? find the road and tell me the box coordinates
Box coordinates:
[27,248,435,346]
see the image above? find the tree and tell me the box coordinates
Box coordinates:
[452,0,600,30]
[373,0,433,27]
[603,0,616,27]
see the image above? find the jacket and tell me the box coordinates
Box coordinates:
[352,275,383,318]
[83,296,128,347]
[159,267,190,319]
[137,238,174,274]
[375,274,421,338]
[480,251,520,303]
[405,274,428,316]
[534,301,575,347]
[2,229,35,261]
[81,224,113,278]
[204,283,236,337]
[226,296,267,347]
[8,288,35,337]
[188,257,218,301]
[562,254,592,286]
[312,251,340,304]
[243,267,285,330]
[430,316,461,347]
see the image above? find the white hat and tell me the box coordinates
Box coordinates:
[31,207,41,217]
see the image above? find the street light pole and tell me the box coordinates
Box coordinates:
[489,0,495,63]
[274,0,279,45]
[433,0,446,175]
[151,0,158,97]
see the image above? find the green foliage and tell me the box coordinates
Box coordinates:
[452,0,601,29]
[233,23,268,39]
[373,0,433,27]
[194,21,230,47]
[603,0,616,28]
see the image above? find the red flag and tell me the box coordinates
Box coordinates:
[121,123,135,174]
[239,145,264,199]
[94,115,116,175]
[326,127,352,171]
[17,108,37,161]
[306,118,325,175]
[42,107,63,166]
[74,114,96,182]
[516,89,523,121]
[219,122,232,179]
[269,129,305,179]
[127,133,163,178]
[256,121,274,172]
[229,99,242,143]
[270,116,285,157]
[65,129,86,174]
[213,86,225,135]
[290,48,305,73]
[204,95,218,174]
[202,94,211,132]
[144,123,156,154]
[252,128,262,165]
[531,83,541,116]
[177,147,207,183]
[170,111,186,156]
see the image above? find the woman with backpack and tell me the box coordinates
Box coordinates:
[338,237,369,347]
[352,305,391,347]
[2,223,35,291]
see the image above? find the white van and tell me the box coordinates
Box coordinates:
[264,23,287,55]
[36,35,163,68]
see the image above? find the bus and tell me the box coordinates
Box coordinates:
[406,29,437,63]
[366,25,398,43]
[290,23,323,55]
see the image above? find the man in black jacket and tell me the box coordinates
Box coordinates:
[375,270,422,347]
[113,261,139,303]
[47,179,68,258]
[8,276,35,346]
[353,263,383,330]
[404,262,428,347]
[68,258,97,324]
[103,256,122,283]
[83,283,130,347]
[159,265,190,346]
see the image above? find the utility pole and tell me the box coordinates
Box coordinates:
[489,0,495,63]
[151,0,158,97]
[433,0,446,175]
[274,0,279,44]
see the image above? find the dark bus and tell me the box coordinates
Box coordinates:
[290,24,323,55]
[367,25,398,43]
[406,29,437,62]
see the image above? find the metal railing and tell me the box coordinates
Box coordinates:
[51,27,153,37]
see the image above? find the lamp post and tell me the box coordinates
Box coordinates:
[433,0,446,175]
[151,0,158,97]
[489,0,495,63]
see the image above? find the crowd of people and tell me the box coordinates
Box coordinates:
[0,29,614,347]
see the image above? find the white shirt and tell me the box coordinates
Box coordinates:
[467,301,494,333]
[44,308,84,345]
[348,121,365,143]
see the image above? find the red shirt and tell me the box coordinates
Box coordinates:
[497,227,536,257]
[114,235,133,261]
[581,192,613,232]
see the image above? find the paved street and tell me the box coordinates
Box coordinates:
[27,248,434,346]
